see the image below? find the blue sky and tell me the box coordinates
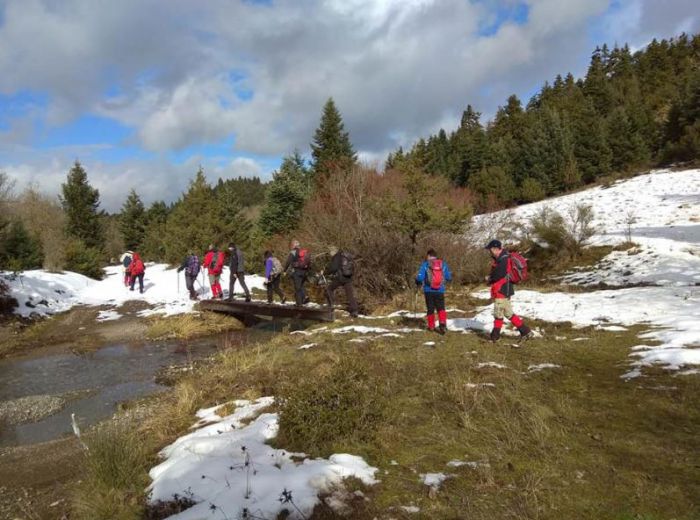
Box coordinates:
[0,0,697,211]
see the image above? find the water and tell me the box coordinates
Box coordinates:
[0,328,276,447]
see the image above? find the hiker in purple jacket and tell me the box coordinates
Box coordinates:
[264,250,286,304]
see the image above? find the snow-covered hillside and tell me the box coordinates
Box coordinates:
[473,168,700,376]
[2,264,266,319]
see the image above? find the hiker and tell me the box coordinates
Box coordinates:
[283,240,311,306]
[119,250,133,287]
[263,250,286,304]
[202,244,225,299]
[227,242,251,302]
[484,239,533,342]
[128,252,145,294]
[177,251,201,300]
[324,246,358,318]
[415,249,452,334]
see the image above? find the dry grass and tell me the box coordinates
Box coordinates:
[145,312,244,340]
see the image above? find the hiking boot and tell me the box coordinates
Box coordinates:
[438,324,447,335]
[281,297,287,304]
[517,325,533,342]
[489,328,501,342]
[303,296,311,304]
[245,296,251,303]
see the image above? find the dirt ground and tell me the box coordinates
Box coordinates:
[0,303,158,520]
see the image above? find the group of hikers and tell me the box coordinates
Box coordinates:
[119,237,533,343]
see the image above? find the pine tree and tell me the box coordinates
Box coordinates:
[310,98,357,180]
[164,168,219,263]
[451,105,487,186]
[119,189,146,250]
[607,107,651,171]
[259,151,311,236]
[60,161,104,250]
[140,201,170,261]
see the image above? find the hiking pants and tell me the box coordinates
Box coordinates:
[229,271,250,299]
[326,278,358,316]
[292,271,308,306]
[492,297,528,333]
[424,292,447,330]
[185,273,196,296]
[130,273,144,293]
[208,273,222,298]
[267,275,285,303]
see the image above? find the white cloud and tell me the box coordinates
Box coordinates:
[1,0,698,208]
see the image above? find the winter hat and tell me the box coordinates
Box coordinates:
[485,239,502,250]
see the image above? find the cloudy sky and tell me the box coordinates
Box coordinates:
[0,0,698,211]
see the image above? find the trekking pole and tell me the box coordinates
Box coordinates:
[177,271,180,294]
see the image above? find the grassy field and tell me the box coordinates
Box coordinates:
[74,301,699,519]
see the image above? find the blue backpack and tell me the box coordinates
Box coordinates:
[186,255,200,276]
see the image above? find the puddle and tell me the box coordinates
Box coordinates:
[0,327,278,447]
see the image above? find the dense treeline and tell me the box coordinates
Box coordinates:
[387,34,700,210]
[2,34,698,295]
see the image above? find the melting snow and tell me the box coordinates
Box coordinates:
[148,398,378,519]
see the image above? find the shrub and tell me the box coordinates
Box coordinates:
[520,177,546,203]
[64,239,105,279]
[0,220,43,270]
[276,357,385,456]
[71,421,149,520]
[527,203,596,258]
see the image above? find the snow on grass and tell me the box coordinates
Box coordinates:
[528,363,561,372]
[420,472,450,489]
[476,362,508,369]
[148,397,378,520]
[96,309,121,321]
[400,505,421,513]
[297,343,317,350]
[447,460,491,469]
[3,264,266,319]
[330,325,419,335]
[463,287,700,371]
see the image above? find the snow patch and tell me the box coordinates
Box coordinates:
[148,398,378,519]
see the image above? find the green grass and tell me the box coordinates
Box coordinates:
[140,319,700,520]
[68,305,698,519]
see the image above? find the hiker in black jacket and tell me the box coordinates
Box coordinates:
[177,251,200,300]
[227,242,251,302]
[324,246,358,318]
[283,239,310,306]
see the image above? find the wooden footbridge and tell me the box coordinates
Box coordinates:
[199,299,335,322]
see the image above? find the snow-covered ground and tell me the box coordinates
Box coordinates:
[2,264,266,319]
[469,169,700,375]
[148,398,377,520]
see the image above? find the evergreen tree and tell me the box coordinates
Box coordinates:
[259,151,311,236]
[119,189,146,250]
[60,161,104,250]
[606,107,651,171]
[0,220,43,271]
[468,166,518,208]
[140,201,170,261]
[451,105,487,186]
[310,98,357,180]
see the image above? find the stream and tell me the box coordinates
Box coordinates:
[0,326,277,447]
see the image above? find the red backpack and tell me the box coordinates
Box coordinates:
[426,258,444,290]
[293,248,311,270]
[506,251,528,284]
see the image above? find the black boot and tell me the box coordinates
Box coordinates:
[489,328,501,342]
[518,325,534,341]
[438,323,446,335]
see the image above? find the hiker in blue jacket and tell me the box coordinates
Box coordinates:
[415,249,452,335]
[177,251,200,300]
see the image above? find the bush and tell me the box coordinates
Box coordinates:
[520,177,546,203]
[527,203,596,258]
[64,239,105,279]
[71,421,149,520]
[0,220,43,271]
[276,357,386,456]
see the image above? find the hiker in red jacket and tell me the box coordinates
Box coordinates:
[202,244,225,299]
[485,239,533,342]
[129,252,146,294]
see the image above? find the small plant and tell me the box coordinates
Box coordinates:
[276,356,386,456]
[71,421,149,519]
[624,209,637,245]
[528,203,596,259]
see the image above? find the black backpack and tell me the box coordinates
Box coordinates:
[340,252,354,277]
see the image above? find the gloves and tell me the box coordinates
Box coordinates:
[415,279,422,288]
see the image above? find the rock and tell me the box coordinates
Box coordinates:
[0,395,66,425]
